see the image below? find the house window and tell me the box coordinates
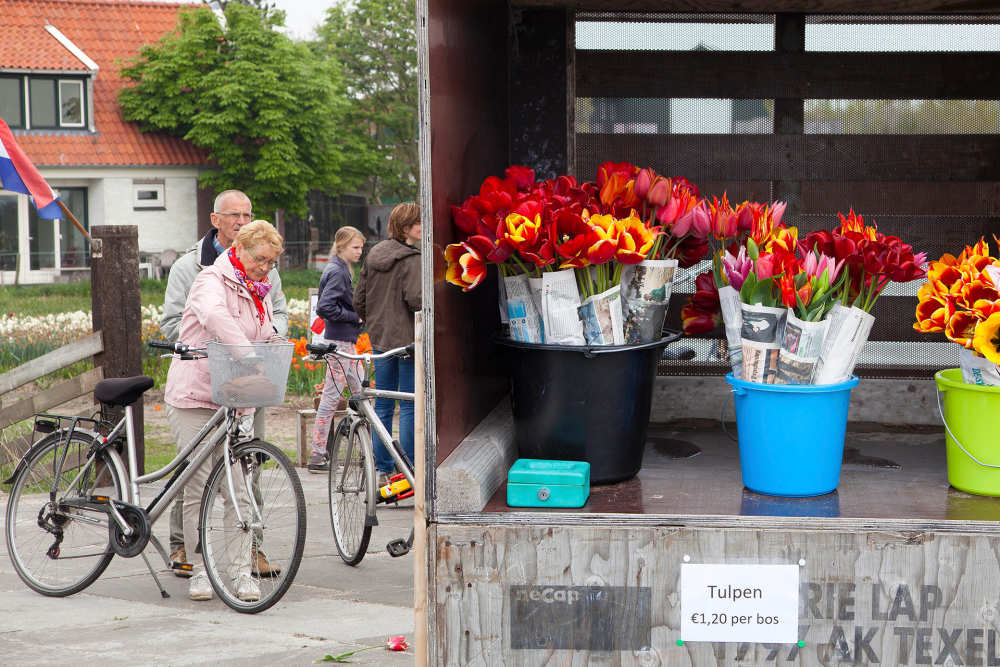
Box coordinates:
[0,77,24,128]
[29,78,58,128]
[59,80,84,127]
[7,75,89,129]
[133,180,165,210]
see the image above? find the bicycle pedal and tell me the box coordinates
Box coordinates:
[386,539,411,557]
[171,561,193,577]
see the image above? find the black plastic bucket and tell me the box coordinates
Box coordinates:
[495,332,682,485]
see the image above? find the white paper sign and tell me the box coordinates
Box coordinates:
[681,563,800,643]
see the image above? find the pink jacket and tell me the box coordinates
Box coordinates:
[165,251,275,409]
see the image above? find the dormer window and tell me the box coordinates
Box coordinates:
[1,75,90,130]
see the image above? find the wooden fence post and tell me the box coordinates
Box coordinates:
[90,225,145,472]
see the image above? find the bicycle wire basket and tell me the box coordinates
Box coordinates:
[207,341,294,408]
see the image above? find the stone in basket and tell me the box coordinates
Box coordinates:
[207,341,294,408]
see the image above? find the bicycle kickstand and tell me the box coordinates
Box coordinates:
[140,550,170,598]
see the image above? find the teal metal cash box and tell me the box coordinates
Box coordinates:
[506,459,590,508]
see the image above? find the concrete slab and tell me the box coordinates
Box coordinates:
[0,466,416,666]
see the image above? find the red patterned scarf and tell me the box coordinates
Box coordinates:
[228,246,271,324]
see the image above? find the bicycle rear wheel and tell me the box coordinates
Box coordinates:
[5,429,123,596]
[199,439,305,613]
[328,418,375,565]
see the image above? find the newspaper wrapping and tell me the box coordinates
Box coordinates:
[542,268,586,345]
[528,277,545,340]
[717,285,744,377]
[497,273,509,324]
[740,303,787,384]
[503,273,544,343]
[959,345,1000,386]
[812,304,874,384]
[621,258,677,344]
[776,309,830,384]
[578,284,625,345]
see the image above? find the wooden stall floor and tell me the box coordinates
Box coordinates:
[481,421,1000,522]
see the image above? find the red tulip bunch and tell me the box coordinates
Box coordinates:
[445,163,709,295]
[801,210,927,312]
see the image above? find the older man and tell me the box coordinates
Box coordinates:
[160,189,287,580]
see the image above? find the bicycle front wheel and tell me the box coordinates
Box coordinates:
[328,418,375,565]
[5,429,123,596]
[199,439,305,613]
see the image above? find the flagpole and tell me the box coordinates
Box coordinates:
[57,199,91,242]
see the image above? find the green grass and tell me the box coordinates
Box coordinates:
[0,270,316,315]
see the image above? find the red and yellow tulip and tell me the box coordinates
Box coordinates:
[445,235,497,292]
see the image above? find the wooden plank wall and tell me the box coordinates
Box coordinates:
[432,522,1000,666]
[427,0,511,466]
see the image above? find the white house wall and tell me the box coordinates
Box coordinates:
[39,166,202,255]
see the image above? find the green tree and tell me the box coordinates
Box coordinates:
[118,3,360,218]
[317,0,419,204]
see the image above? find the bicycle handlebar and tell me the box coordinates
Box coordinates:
[306,342,414,361]
[147,340,206,359]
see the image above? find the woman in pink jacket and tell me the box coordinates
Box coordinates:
[164,220,283,603]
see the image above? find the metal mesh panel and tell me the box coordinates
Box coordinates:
[573,12,997,379]
[804,15,1000,52]
[576,14,773,51]
[576,98,773,134]
[805,100,1000,134]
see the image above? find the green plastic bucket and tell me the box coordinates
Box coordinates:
[935,368,1000,496]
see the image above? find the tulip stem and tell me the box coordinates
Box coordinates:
[509,254,531,277]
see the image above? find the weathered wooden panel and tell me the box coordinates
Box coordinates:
[0,331,103,395]
[577,51,1000,100]
[432,523,1000,666]
[0,367,104,430]
[576,134,1000,182]
[428,0,511,467]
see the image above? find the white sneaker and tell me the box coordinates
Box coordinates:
[235,573,260,602]
[188,573,213,601]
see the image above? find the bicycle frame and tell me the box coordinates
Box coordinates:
[352,390,415,488]
[68,402,252,541]
[318,345,417,488]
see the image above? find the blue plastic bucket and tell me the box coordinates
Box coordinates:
[725,373,860,497]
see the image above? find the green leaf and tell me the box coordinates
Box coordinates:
[746,237,760,261]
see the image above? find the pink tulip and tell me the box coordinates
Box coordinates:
[647,176,670,207]
[656,196,683,226]
[756,252,779,279]
[688,203,711,239]
[634,168,655,200]
[770,201,787,227]
[722,246,752,290]
[802,251,844,283]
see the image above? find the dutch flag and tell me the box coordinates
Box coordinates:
[0,118,62,219]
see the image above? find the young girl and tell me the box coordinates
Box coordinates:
[308,226,365,471]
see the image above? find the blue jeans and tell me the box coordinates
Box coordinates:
[372,352,414,475]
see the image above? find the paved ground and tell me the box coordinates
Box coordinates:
[0,467,417,665]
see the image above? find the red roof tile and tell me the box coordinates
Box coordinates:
[1,0,209,167]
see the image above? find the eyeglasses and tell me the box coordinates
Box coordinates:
[216,211,253,220]
[245,248,278,270]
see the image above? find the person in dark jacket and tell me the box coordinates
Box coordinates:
[308,226,366,471]
[354,202,421,484]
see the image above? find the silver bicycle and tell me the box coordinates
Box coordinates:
[3,341,306,613]
[308,342,415,565]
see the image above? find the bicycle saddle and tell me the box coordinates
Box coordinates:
[94,376,155,406]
